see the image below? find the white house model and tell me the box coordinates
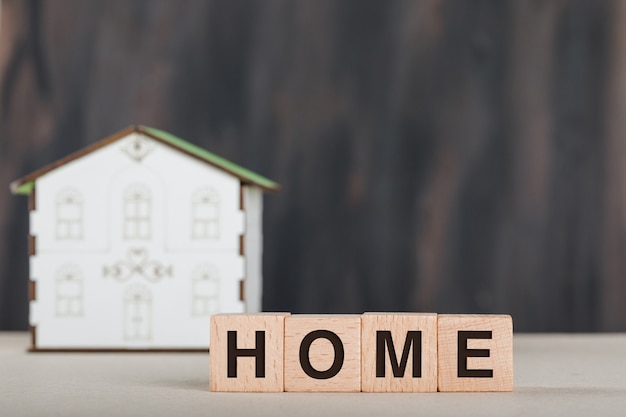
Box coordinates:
[10,126,279,351]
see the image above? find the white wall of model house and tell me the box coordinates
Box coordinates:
[29,132,262,348]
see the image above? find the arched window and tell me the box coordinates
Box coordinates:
[124,184,151,240]
[124,284,152,341]
[192,265,219,316]
[192,188,219,239]
[56,266,83,317]
[56,189,83,240]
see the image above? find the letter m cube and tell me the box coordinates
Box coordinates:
[361,313,438,392]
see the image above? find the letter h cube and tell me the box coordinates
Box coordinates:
[210,313,290,392]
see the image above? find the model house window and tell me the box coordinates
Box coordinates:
[192,265,219,316]
[192,188,219,239]
[56,189,83,240]
[124,284,152,341]
[56,266,83,317]
[124,184,151,240]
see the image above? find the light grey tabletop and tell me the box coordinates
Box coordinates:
[1,332,625,416]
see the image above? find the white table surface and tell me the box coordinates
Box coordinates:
[1,332,625,416]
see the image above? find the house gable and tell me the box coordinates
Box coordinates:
[10,125,280,195]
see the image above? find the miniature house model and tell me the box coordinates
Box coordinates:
[10,126,279,351]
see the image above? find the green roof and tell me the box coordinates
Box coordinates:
[141,126,280,191]
[13,181,35,195]
[10,125,280,194]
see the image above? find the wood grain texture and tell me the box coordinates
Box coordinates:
[284,315,361,392]
[1,0,625,333]
[361,313,437,392]
[210,313,289,392]
[437,314,513,392]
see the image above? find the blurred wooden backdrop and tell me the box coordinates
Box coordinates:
[1,0,625,331]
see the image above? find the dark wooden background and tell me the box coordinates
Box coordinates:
[2,0,625,332]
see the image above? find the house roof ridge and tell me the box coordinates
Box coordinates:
[10,125,280,194]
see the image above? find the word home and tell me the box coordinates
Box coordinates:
[209,313,513,392]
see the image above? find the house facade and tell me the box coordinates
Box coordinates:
[11,126,279,350]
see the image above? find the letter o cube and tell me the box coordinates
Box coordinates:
[284,315,361,392]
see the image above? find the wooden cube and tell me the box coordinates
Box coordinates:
[437,314,513,392]
[210,313,290,392]
[361,313,438,392]
[284,315,361,392]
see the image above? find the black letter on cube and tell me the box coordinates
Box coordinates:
[376,330,422,378]
[299,330,344,379]
[227,330,266,378]
[457,330,493,378]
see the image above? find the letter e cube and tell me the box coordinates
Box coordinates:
[438,314,513,392]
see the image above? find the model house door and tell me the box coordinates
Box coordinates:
[124,284,152,341]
